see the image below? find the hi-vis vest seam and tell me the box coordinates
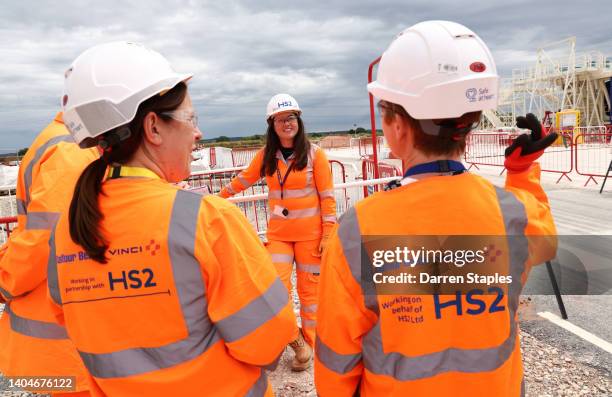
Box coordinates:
[5,303,68,339]
[23,134,74,211]
[316,186,529,380]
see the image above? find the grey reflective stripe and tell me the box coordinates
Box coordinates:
[23,135,74,207]
[78,190,221,378]
[315,335,362,374]
[5,303,68,339]
[270,207,320,220]
[25,211,60,230]
[305,166,313,186]
[215,278,288,343]
[337,208,379,313]
[271,253,293,263]
[337,190,529,381]
[47,229,61,305]
[245,369,268,397]
[224,183,237,195]
[237,173,254,189]
[318,189,335,199]
[16,199,27,215]
[302,319,316,328]
[268,186,316,199]
[296,263,320,274]
[301,304,317,313]
[322,215,337,223]
[0,286,14,300]
[521,376,525,397]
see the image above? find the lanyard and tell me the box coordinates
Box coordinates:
[403,160,466,178]
[107,165,161,180]
[276,162,294,200]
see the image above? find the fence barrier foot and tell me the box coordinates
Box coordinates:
[600,160,612,194]
[555,173,572,184]
[583,176,598,187]
[546,261,568,320]
[499,168,506,176]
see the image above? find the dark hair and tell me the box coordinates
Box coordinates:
[379,100,481,157]
[69,82,188,263]
[260,114,310,177]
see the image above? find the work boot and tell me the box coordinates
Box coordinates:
[288,330,312,372]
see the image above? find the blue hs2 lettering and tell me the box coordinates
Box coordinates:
[433,287,506,319]
[278,101,292,108]
[108,268,157,291]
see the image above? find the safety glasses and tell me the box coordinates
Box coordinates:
[159,109,199,129]
[274,114,299,125]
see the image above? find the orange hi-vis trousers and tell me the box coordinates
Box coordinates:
[266,239,320,346]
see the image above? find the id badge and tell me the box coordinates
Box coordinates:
[273,204,289,218]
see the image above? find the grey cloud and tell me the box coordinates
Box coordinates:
[0,0,611,149]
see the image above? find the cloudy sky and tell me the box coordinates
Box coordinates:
[1,0,611,151]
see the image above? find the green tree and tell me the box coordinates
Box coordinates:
[18,147,28,156]
[216,136,230,142]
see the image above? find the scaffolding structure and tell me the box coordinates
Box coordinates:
[482,37,612,129]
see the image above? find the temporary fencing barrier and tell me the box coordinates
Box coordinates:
[227,177,400,237]
[231,147,260,167]
[361,157,401,196]
[574,133,612,186]
[209,147,217,169]
[355,136,385,158]
[465,131,574,183]
[0,216,17,245]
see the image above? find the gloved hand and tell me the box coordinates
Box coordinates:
[504,113,558,173]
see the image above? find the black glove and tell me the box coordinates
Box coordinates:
[504,113,558,172]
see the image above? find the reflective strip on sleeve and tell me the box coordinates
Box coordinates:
[0,286,14,300]
[16,199,27,215]
[338,191,529,381]
[77,190,221,378]
[318,189,335,199]
[215,277,288,343]
[301,304,317,313]
[270,253,293,264]
[5,303,68,339]
[25,211,60,230]
[315,335,362,374]
[270,207,320,220]
[322,215,337,223]
[245,369,268,397]
[296,263,320,274]
[224,183,237,196]
[268,186,316,199]
[23,135,74,207]
[237,173,253,189]
[302,318,316,328]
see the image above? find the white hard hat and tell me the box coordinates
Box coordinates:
[266,93,301,120]
[62,41,192,147]
[367,20,499,120]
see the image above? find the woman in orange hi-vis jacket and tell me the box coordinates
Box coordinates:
[46,42,296,397]
[314,21,558,396]
[219,93,337,371]
[0,113,98,397]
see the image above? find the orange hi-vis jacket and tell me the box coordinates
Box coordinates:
[219,144,336,241]
[0,113,97,392]
[315,164,557,397]
[47,168,297,396]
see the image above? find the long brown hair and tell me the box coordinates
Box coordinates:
[260,115,310,177]
[69,82,188,263]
